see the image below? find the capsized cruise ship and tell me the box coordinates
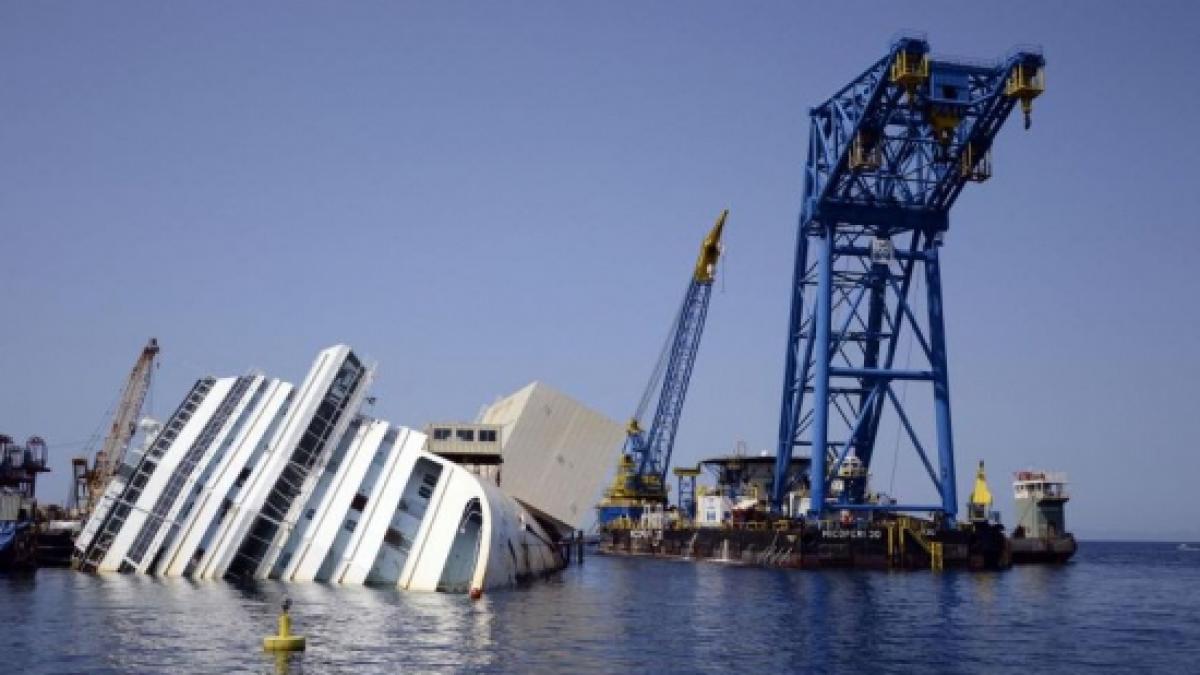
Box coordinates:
[73,345,612,593]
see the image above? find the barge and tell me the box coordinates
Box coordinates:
[600,515,1009,571]
[599,458,1074,571]
[0,435,49,571]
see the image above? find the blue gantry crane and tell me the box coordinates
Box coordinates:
[771,35,1045,522]
[597,210,727,527]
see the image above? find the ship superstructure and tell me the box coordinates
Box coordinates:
[1013,471,1069,537]
[1010,470,1075,563]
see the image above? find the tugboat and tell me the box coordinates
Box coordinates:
[1009,470,1076,563]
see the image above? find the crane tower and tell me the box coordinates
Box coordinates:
[72,338,160,517]
[771,35,1045,521]
[597,211,727,526]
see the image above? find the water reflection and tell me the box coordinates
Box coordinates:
[4,544,1200,673]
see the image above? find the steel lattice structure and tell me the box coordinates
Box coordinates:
[597,211,726,525]
[630,279,713,485]
[628,211,726,491]
[771,36,1044,521]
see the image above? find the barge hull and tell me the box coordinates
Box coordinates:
[600,520,1012,571]
[1010,534,1077,564]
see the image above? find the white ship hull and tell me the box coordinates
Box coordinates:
[74,345,563,593]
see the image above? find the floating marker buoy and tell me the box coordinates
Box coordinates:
[469,587,483,600]
[263,597,306,652]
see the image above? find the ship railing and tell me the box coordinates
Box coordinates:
[1014,471,1067,484]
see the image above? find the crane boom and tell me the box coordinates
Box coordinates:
[80,338,160,515]
[597,211,726,527]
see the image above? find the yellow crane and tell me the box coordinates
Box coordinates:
[72,338,160,517]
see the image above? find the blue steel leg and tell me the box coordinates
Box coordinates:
[807,224,834,519]
[923,243,958,522]
[773,222,811,511]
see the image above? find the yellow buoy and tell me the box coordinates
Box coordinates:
[263,598,306,652]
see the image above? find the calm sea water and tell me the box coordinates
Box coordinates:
[2,541,1198,674]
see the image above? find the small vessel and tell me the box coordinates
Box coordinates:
[1179,544,1199,552]
[1009,470,1076,564]
[0,435,49,571]
[0,491,36,570]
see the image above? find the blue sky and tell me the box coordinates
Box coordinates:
[2,2,1197,539]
